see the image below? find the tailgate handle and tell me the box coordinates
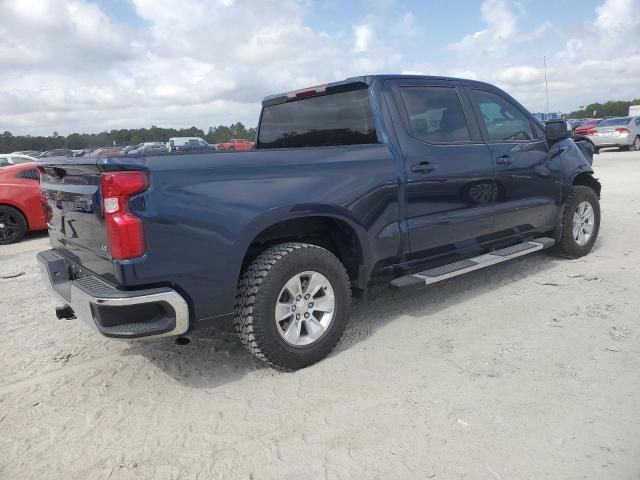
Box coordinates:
[411,162,436,174]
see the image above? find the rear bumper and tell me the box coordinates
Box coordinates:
[589,135,633,147]
[37,250,189,339]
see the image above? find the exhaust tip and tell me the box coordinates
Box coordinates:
[55,304,76,320]
[175,337,191,346]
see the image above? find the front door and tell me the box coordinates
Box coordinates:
[386,80,495,263]
[466,88,562,239]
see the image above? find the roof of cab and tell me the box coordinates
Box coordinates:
[261,74,496,106]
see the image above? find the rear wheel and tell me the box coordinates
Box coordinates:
[633,136,640,151]
[554,186,600,258]
[234,242,351,370]
[0,206,27,245]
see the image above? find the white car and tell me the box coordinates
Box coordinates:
[0,154,38,168]
[166,137,210,152]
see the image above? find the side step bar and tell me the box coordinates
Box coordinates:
[390,237,555,289]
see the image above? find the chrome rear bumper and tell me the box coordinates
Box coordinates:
[37,249,189,339]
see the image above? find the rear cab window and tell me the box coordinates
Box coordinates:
[257,88,377,149]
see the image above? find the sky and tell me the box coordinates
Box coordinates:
[0,0,639,136]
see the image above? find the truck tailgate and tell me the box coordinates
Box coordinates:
[40,160,115,279]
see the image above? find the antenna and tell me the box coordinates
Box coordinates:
[544,56,549,118]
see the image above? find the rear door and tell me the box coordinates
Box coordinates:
[466,87,562,238]
[385,79,495,262]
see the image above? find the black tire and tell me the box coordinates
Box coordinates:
[633,136,640,152]
[554,186,600,258]
[0,205,27,245]
[234,242,351,370]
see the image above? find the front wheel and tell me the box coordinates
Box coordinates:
[234,242,351,370]
[554,186,601,258]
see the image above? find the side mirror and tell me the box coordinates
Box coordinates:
[545,120,571,142]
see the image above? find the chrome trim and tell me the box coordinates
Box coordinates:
[37,252,189,339]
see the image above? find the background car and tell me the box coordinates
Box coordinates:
[0,154,39,168]
[11,150,41,157]
[37,149,74,158]
[574,118,602,136]
[587,116,640,151]
[88,147,124,157]
[0,162,46,244]
[126,142,166,154]
[166,137,210,152]
[179,139,216,153]
[216,138,255,151]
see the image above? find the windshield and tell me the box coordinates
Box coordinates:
[599,117,631,127]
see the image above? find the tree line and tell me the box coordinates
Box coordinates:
[0,122,257,154]
[565,98,640,119]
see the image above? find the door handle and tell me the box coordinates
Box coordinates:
[496,155,513,165]
[411,162,436,174]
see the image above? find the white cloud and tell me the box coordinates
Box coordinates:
[496,65,545,85]
[0,0,638,136]
[353,23,374,53]
[450,0,518,54]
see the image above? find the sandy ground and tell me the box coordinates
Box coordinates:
[1,149,639,480]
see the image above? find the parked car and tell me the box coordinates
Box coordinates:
[122,144,142,153]
[0,154,38,167]
[567,118,592,130]
[586,116,640,151]
[12,150,41,157]
[127,142,166,155]
[166,137,210,152]
[216,138,255,151]
[73,148,94,157]
[574,118,602,136]
[88,147,124,157]
[0,163,46,244]
[37,149,74,158]
[37,74,600,370]
[179,139,216,153]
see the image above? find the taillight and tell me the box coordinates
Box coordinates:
[585,129,597,136]
[286,84,327,99]
[615,128,630,136]
[101,171,149,260]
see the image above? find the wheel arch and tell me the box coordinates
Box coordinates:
[572,171,601,197]
[232,208,370,291]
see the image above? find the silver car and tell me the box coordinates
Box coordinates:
[588,116,640,151]
[0,154,38,168]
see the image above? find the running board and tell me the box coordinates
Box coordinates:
[390,237,556,289]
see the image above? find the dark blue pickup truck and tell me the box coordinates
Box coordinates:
[37,75,601,370]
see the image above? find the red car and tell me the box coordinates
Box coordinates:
[0,163,46,244]
[216,138,255,151]
[574,119,602,136]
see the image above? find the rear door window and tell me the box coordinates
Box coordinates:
[258,88,377,149]
[397,86,471,143]
[471,90,534,142]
